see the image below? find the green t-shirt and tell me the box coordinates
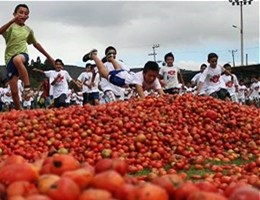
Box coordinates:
[2,23,37,64]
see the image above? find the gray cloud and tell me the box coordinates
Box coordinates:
[0,1,259,70]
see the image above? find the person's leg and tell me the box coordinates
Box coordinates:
[218,89,230,101]
[92,55,110,79]
[9,76,22,110]
[12,54,30,87]
[83,93,88,105]
[83,50,109,79]
[94,92,100,105]
[108,54,121,71]
[54,97,59,108]
[58,94,67,108]
[210,91,219,99]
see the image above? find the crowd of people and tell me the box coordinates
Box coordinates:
[0,4,259,112]
[0,47,259,111]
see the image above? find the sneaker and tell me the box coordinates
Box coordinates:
[82,49,97,62]
[106,50,116,59]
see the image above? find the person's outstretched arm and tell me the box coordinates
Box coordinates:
[32,68,44,74]
[33,43,55,66]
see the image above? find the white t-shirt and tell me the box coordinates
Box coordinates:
[199,65,224,95]
[91,72,100,93]
[237,84,247,99]
[0,87,4,97]
[191,72,202,85]
[132,71,161,92]
[44,70,55,96]
[191,73,206,95]
[77,72,92,93]
[76,91,83,105]
[44,70,72,99]
[220,74,238,95]
[250,82,260,98]
[66,89,72,103]
[2,88,12,104]
[23,97,33,107]
[159,65,180,89]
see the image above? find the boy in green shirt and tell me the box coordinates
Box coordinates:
[0,4,54,110]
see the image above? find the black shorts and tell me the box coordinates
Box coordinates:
[164,87,179,95]
[210,88,230,100]
[108,70,126,87]
[54,94,67,108]
[6,53,29,80]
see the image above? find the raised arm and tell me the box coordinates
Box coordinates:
[0,17,16,35]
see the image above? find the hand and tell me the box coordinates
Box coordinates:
[106,52,115,62]
[10,17,17,23]
[195,91,200,96]
[159,79,166,87]
[77,82,83,88]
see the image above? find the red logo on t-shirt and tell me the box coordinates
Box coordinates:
[226,81,233,88]
[168,70,176,76]
[56,75,64,83]
[209,75,220,83]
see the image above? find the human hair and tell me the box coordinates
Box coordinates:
[14,4,29,13]
[200,63,207,68]
[55,59,64,66]
[207,53,218,62]
[143,61,159,74]
[105,46,117,55]
[223,63,232,69]
[164,52,174,62]
[85,63,91,68]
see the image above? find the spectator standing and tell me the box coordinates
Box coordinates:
[77,62,93,105]
[237,79,247,105]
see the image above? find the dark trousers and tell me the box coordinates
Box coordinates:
[54,94,67,108]
[210,88,230,100]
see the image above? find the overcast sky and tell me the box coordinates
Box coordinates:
[0,0,259,71]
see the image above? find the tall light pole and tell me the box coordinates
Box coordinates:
[232,24,244,66]
[148,44,160,62]
[229,0,253,66]
[229,49,238,67]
